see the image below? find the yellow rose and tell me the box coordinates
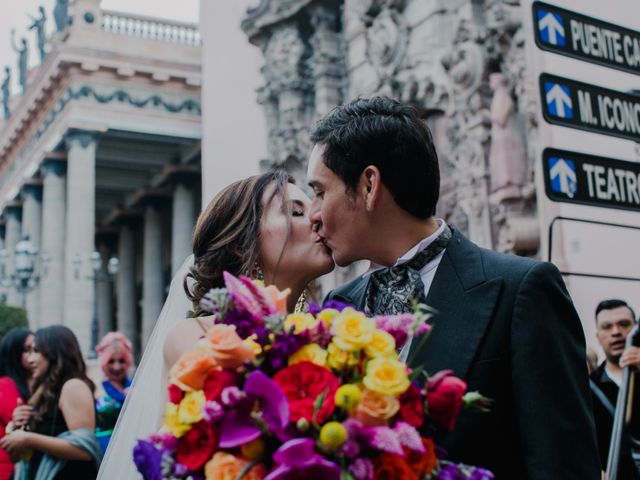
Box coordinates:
[364,329,397,358]
[332,308,376,351]
[289,343,328,367]
[351,388,400,427]
[317,308,340,327]
[178,390,205,424]
[205,452,267,480]
[327,341,360,371]
[284,313,319,334]
[163,403,191,437]
[363,357,410,396]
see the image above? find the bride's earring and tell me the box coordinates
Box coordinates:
[294,288,309,313]
[250,262,265,281]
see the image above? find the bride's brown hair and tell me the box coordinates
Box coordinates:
[185,170,292,316]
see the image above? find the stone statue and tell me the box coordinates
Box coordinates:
[2,67,10,119]
[488,72,527,203]
[54,0,70,32]
[10,30,28,93]
[29,6,47,63]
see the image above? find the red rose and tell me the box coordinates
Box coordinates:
[273,361,339,424]
[175,420,218,471]
[203,369,239,402]
[397,383,424,427]
[404,437,437,477]
[168,384,184,404]
[373,453,418,480]
[426,370,467,431]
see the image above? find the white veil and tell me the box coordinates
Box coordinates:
[97,255,194,479]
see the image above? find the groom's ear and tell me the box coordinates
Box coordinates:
[361,165,381,212]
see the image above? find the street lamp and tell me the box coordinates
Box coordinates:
[74,250,119,358]
[0,235,39,307]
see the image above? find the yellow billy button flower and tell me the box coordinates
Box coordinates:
[364,329,397,359]
[316,308,340,328]
[319,421,347,449]
[332,308,376,352]
[284,312,318,334]
[327,341,360,371]
[241,437,265,460]
[289,343,328,367]
[334,384,362,409]
[363,357,410,396]
[178,390,206,425]
[164,403,191,438]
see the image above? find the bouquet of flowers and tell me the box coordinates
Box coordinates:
[133,272,493,480]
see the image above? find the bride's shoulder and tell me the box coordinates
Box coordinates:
[162,316,215,368]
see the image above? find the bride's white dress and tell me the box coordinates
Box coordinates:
[97,256,194,479]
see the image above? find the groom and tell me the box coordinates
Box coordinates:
[306,97,600,479]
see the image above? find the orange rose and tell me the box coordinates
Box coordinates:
[203,324,256,369]
[169,348,217,391]
[404,437,437,478]
[351,389,400,427]
[204,452,267,480]
[264,285,291,314]
[373,453,418,480]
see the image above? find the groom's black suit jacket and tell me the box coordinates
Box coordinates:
[327,229,600,479]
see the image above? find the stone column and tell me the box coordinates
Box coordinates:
[3,205,22,307]
[141,205,163,350]
[63,131,97,356]
[171,183,195,276]
[40,158,66,327]
[116,223,137,352]
[21,182,42,328]
[97,241,114,341]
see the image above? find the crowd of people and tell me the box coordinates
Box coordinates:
[0,96,638,479]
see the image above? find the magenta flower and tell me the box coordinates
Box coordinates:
[219,370,289,448]
[264,438,341,480]
[223,271,275,320]
[349,457,374,480]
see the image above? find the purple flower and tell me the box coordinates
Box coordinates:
[220,386,245,407]
[219,370,289,448]
[263,332,308,373]
[264,438,341,480]
[349,457,374,480]
[436,462,494,480]
[203,400,224,423]
[309,300,355,315]
[133,440,163,480]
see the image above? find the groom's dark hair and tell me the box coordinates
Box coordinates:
[309,96,440,219]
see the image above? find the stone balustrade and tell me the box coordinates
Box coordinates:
[101,10,201,46]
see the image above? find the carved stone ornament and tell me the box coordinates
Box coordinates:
[262,25,307,93]
[365,7,408,81]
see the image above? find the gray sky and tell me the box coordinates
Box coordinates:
[0,0,199,93]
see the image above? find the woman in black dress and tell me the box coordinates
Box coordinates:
[0,325,101,479]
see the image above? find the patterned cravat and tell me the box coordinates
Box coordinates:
[364,226,451,316]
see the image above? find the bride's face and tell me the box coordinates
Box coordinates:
[259,183,334,286]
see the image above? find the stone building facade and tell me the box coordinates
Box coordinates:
[240,0,540,260]
[0,0,201,356]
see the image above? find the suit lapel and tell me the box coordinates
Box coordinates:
[409,231,503,380]
[330,276,370,310]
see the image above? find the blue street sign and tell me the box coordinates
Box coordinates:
[537,9,565,46]
[548,157,577,198]
[544,82,573,119]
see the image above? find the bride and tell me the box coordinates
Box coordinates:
[98,170,334,479]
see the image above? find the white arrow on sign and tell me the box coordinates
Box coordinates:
[550,158,576,196]
[539,12,564,45]
[546,84,572,118]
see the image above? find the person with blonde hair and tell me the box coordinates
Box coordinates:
[94,332,134,453]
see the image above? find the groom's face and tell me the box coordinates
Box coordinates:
[307,144,368,267]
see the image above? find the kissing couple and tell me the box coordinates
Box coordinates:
[100,97,600,480]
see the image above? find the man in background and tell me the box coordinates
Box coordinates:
[591,299,640,479]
